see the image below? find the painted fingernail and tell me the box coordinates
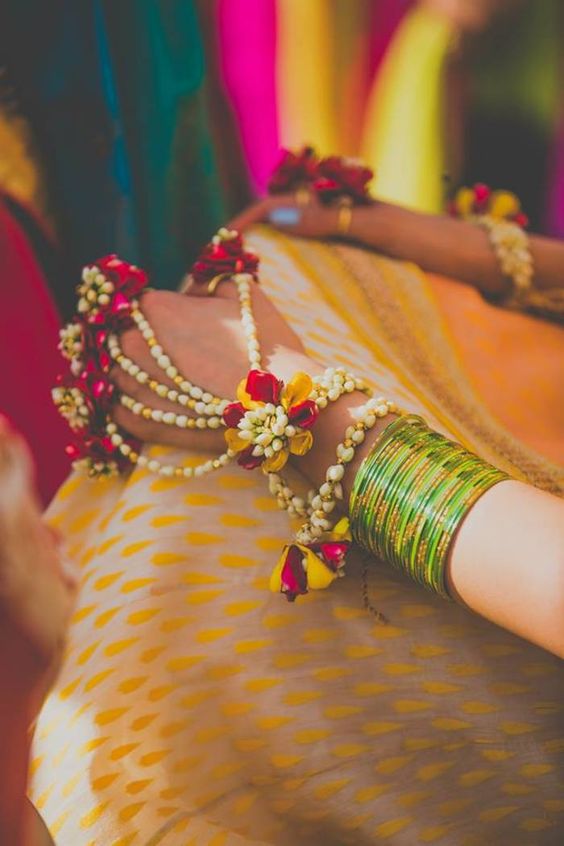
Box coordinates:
[268,207,302,227]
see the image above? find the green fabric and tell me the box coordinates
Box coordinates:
[104,0,227,288]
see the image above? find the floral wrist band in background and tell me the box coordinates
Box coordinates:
[350,415,510,599]
[448,182,529,228]
[448,183,533,299]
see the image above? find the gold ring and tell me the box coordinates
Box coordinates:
[295,186,311,207]
[337,202,353,236]
[206,273,231,296]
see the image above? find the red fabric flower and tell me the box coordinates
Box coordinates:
[222,402,245,428]
[310,540,349,570]
[472,183,491,211]
[236,446,264,471]
[77,321,112,373]
[95,255,148,300]
[314,156,374,205]
[267,146,319,194]
[245,369,283,404]
[279,545,308,601]
[191,233,259,286]
[287,400,318,429]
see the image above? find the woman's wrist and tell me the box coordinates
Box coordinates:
[298,386,396,500]
[268,346,394,497]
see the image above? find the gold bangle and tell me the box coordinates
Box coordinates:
[337,202,353,236]
[294,186,311,207]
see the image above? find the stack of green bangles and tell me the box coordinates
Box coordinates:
[349,415,510,599]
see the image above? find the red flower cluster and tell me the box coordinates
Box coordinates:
[95,254,148,309]
[191,232,259,287]
[267,146,319,194]
[268,146,374,205]
[55,255,147,474]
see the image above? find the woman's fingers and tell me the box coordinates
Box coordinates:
[0,422,77,679]
[229,193,338,239]
[227,197,274,232]
[112,404,226,453]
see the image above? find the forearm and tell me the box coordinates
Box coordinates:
[447,479,564,656]
[346,203,564,295]
[299,389,564,656]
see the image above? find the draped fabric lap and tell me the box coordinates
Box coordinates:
[31,230,563,845]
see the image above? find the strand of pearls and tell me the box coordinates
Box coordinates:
[268,397,397,543]
[311,368,370,410]
[108,334,229,417]
[129,301,230,412]
[119,393,223,430]
[105,422,234,478]
[234,273,262,369]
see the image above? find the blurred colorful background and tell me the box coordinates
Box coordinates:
[0,0,562,499]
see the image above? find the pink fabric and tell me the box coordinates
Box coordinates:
[365,0,413,90]
[217,0,279,195]
[0,198,71,504]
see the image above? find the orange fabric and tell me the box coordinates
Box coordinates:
[428,273,564,466]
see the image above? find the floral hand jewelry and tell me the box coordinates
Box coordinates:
[448,182,529,228]
[448,183,538,310]
[223,370,318,473]
[268,145,374,207]
[449,183,564,320]
[54,229,385,603]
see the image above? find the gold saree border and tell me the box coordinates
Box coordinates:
[333,242,563,494]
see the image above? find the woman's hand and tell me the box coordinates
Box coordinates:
[0,419,77,717]
[229,192,341,241]
[112,284,324,451]
[0,422,65,846]
[230,193,519,298]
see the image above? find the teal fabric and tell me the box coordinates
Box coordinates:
[103,0,227,287]
[1,0,227,294]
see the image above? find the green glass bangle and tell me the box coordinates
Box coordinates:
[349,415,510,599]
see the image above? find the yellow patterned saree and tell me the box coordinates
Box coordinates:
[31,229,563,845]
